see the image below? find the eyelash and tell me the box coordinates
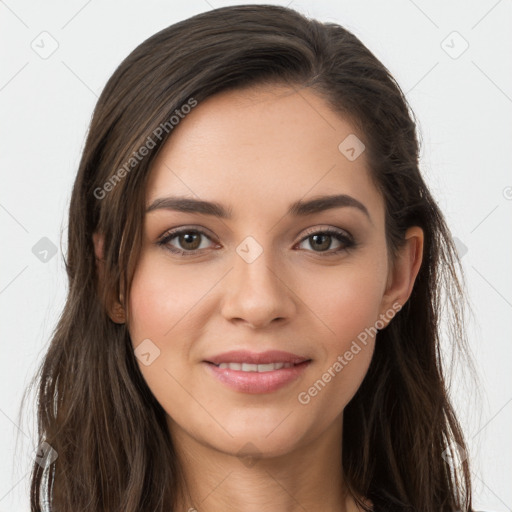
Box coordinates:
[156,226,356,257]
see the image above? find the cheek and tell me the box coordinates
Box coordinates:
[126,252,222,393]
[127,252,213,343]
[126,254,207,421]
[296,254,388,408]
[306,257,388,349]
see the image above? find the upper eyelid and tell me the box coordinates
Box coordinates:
[159,225,217,243]
[300,225,353,240]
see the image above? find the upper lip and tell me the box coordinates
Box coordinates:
[204,350,311,365]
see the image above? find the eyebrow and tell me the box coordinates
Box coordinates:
[145,194,371,222]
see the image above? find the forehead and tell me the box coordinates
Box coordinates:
[146,84,384,224]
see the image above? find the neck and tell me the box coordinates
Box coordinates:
[168,414,366,512]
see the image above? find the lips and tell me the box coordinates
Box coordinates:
[213,362,296,372]
[204,358,312,394]
[204,349,311,366]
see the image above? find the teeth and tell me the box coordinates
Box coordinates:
[217,362,295,372]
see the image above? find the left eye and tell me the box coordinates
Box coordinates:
[157,227,354,256]
[296,229,354,253]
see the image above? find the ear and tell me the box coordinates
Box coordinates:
[93,231,126,324]
[379,226,424,327]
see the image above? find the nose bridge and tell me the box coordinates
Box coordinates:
[221,234,295,327]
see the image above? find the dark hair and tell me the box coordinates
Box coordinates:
[24,4,475,511]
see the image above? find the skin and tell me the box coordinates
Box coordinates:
[95,84,423,512]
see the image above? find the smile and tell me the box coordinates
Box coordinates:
[204,360,311,393]
[211,362,296,372]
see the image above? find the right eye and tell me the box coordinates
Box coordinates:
[157,228,217,256]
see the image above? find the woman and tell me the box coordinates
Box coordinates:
[28,4,477,511]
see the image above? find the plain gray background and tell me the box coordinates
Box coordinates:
[1,1,511,510]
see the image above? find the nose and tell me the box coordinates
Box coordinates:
[220,246,297,329]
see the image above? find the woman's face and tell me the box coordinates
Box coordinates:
[126,84,409,458]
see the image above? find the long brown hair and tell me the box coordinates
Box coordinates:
[23,4,475,511]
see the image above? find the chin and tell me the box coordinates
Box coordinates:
[207,423,305,459]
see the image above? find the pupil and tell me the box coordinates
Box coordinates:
[181,232,200,250]
[312,234,330,251]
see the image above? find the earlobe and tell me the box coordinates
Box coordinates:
[110,301,126,324]
[92,231,126,324]
[380,226,424,325]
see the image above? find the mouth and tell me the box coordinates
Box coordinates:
[204,360,311,372]
[203,359,312,394]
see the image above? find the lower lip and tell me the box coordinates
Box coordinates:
[203,361,311,394]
